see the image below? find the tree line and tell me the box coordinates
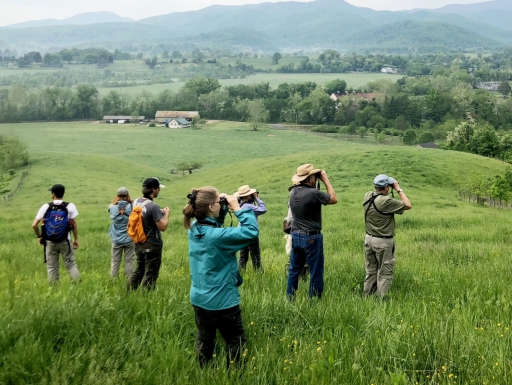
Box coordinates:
[1,72,512,160]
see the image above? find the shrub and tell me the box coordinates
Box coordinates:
[377,132,386,143]
[403,129,417,145]
[311,125,339,133]
[149,123,156,127]
[417,132,435,144]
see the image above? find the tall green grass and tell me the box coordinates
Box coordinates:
[0,122,511,384]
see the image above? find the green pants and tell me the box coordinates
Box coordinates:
[364,234,395,298]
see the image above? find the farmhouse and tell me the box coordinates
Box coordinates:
[476,82,500,92]
[381,67,397,74]
[103,115,144,123]
[155,111,199,123]
[167,118,191,128]
[330,92,379,102]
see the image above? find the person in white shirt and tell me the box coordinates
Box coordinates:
[31,184,80,283]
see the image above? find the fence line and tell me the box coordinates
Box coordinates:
[3,169,28,201]
[458,191,511,209]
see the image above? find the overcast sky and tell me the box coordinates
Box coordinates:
[0,0,486,27]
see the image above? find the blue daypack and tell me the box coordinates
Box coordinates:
[42,202,71,243]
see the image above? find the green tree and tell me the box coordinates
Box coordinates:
[377,132,386,143]
[248,99,269,131]
[446,114,476,152]
[271,52,282,65]
[489,175,511,206]
[498,80,511,97]
[358,126,367,138]
[324,79,347,95]
[184,77,221,96]
[417,132,435,144]
[0,135,29,171]
[403,129,417,145]
[74,84,99,119]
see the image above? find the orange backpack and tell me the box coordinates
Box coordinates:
[127,199,151,244]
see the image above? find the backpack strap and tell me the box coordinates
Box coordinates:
[363,194,393,223]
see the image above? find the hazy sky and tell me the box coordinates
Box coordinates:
[0,0,486,26]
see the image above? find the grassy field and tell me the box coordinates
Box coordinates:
[1,121,511,384]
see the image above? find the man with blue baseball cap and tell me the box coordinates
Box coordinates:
[363,174,411,298]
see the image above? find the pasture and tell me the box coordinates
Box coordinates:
[0,121,511,384]
[97,73,399,96]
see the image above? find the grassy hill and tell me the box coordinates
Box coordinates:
[1,121,511,384]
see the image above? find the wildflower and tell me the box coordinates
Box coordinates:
[412,353,416,357]
[317,341,321,345]
[323,340,327,344]
[495,362,499,366]
[497,323,501,327]
[284,360,288,363]
[317,347,321,352]
[442,366,447,372]
[449,374,453,378]
[250,321,254,326]
[289,361,292,365]
[293,340,297,345]
[230,360,234,364]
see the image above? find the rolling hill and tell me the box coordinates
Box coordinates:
[0,0,510,52]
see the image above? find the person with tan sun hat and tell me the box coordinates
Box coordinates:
[234,184,267,271]
[286,164,337,300]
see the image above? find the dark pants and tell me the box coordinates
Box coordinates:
[193,304,247,368]
[127,242,162,291]
[239,237,262,271]
[286,233,324,299]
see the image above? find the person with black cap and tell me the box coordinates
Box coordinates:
[127,177,170,290]
[363,174,411,298]
[31,184,80,283]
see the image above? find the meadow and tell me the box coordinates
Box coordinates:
[1,121,511,384]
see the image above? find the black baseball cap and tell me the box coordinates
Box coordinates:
[48,184,65,196]
[142,177,165,190]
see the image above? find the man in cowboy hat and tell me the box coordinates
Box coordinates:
[363,174,411,298]
[234,185,267,271]
[287,164,337,299]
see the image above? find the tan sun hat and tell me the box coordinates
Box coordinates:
[233,185,257,197]
[291,164,322,184]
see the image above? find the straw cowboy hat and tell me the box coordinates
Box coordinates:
[291,164,322,184]
[233,185,257,197]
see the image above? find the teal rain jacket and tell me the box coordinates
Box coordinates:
[188,207,259,310]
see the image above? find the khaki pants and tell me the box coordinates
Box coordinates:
[46,240,80,283]
[111,242,135,278]
[364,234,395,298]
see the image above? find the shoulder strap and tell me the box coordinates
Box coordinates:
[364,194,393,223]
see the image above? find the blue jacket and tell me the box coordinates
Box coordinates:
[188,207,259,310]
[108,201,133,245]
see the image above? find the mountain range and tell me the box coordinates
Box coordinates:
[0,0,511,53]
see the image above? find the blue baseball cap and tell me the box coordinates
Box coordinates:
[374,174,395,187]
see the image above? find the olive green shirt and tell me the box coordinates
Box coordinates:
[363,191,406,237]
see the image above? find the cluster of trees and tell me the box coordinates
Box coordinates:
[0,61,257,88]
[3,48,119,68]
[461,169,512,206]
[274,50,512,80]
[0,135,29,195]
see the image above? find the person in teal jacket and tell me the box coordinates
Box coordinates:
[183,186,259,368]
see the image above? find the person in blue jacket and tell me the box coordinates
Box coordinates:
[183,186,259,368]
[108,187,135,278]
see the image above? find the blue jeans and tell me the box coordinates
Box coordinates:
[286,232,324,299]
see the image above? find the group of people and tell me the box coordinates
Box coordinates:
[31,163,411,368]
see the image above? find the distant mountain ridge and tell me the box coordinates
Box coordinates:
[3,12,133,29]
[0,0,511,52]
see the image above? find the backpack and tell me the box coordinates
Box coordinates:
[42,202,72,243]
[127,199,152,244]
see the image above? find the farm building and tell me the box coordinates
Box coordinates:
[167,118,191,128]
[103,115,144,123]
[155,111,199,123]
[330,93,380,102]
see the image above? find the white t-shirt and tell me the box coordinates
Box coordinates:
[36,200,79,220]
